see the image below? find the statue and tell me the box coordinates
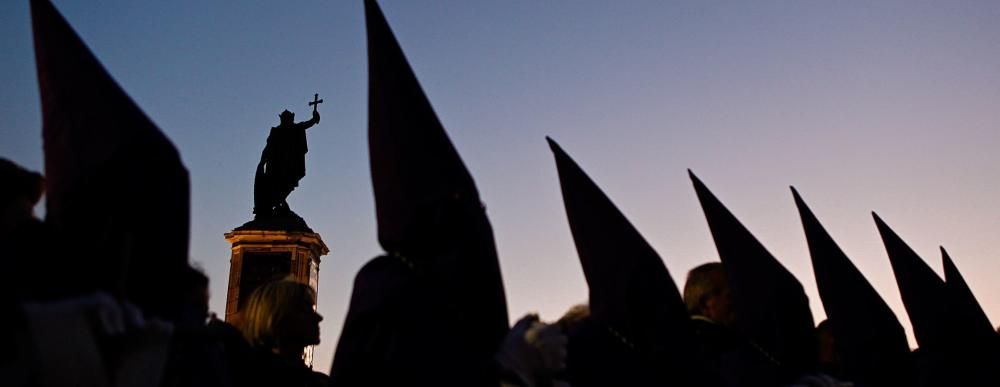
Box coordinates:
[253,94,323,219]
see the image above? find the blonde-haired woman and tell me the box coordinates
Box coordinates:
[240,278,327,387]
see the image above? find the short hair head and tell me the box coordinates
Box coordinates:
[241,277,318,349]
[683,262,729,317]
[557,303,591,331]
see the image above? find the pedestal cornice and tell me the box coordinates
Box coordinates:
[224,229,329,260]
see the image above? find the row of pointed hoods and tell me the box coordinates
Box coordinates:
[28,0,997,385]
[554,145,999,386]
[353,0,1000,385]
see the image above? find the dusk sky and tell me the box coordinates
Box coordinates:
[3,0,1000,373]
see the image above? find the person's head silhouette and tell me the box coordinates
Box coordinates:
[241,278,323,360]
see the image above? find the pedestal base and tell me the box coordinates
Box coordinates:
[223,227,329,367]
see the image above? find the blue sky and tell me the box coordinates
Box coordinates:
[3,0,1000,372]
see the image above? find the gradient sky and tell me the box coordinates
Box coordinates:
[3,0,1000,373]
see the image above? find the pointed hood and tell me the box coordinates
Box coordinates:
[793,188,911,386]
[875,215,999,384]
[690,172,816,373]
[940,247,997,342]
[549,138,698,384]
[873,214,952,350]
[333,0,508,381]
[32,0,190,317]
[366,0,478,253]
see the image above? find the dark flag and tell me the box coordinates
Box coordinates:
[31,0,191,319]
[792,189,912,387]
[329,1,508,385]
[548,138,705,387]
[690,172,816,382]
[873,214,998,386]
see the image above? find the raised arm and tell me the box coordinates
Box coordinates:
[296,110,320,130]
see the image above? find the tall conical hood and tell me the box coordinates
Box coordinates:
[548,138,699,384]
[348,0,508,380]
[874,214,999,384]
[31,0,190,318]
[366,0,478,253]
[793,188,911,386]
[690,172,816,374]
[872,214,951,350]
[940,247,997,342]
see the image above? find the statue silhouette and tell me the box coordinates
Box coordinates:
[253,95,322,219]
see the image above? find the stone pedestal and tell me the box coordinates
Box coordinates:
[223,227,329,366]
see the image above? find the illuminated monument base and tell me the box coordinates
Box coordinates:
[224,226,329,367]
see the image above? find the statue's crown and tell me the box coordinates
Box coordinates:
[279,110,294,119]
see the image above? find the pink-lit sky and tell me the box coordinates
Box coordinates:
[3,0,999,373]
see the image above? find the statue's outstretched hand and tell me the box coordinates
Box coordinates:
[312,110,320,124]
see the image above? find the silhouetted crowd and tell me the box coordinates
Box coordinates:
[4,1,998,386]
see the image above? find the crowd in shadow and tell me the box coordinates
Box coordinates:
[4,0,999,386]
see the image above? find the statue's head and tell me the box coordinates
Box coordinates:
[279,110,294,125]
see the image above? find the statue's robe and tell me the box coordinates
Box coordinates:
[261,118,316,192]
[253,116,316,215]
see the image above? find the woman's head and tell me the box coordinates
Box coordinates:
[241,278,323,352]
